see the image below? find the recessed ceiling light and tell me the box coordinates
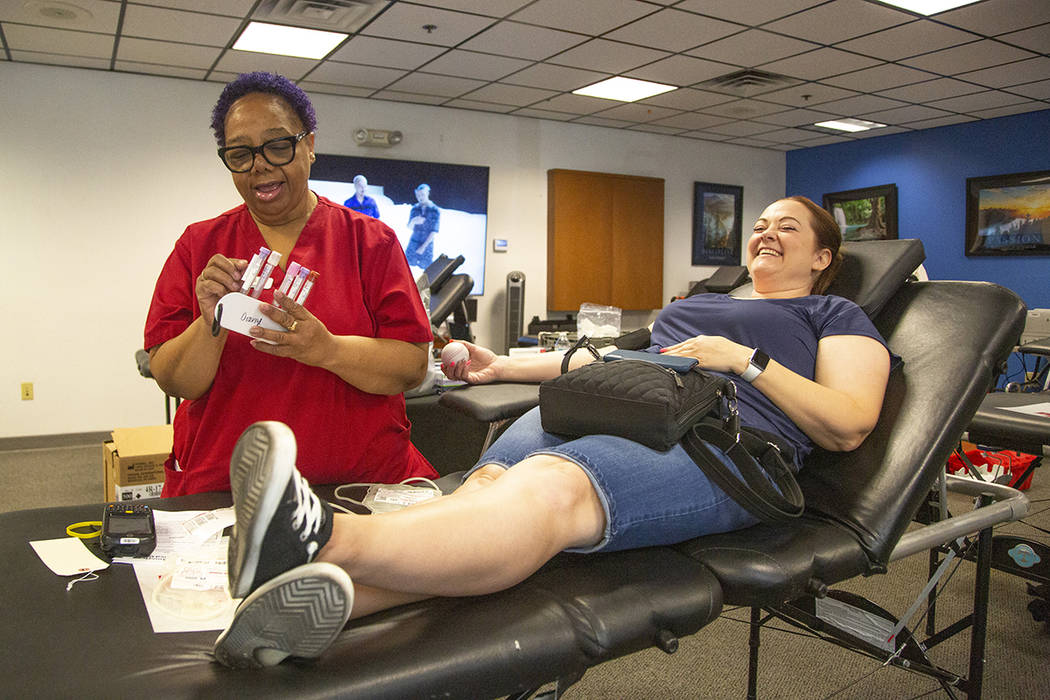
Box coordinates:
[233,21,348,60]
[572,77,676,102]
[874,0,981,15]
[814,118,888,133]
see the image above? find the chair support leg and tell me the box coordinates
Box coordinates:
[747,606,761,700]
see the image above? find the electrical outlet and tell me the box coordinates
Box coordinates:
[21,382,33,401]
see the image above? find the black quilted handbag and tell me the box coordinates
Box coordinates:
[539,347,734,451]
[538,339,804,523]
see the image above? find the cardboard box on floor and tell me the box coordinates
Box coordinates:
[103,425,171,502]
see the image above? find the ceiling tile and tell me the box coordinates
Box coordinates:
[757,83,860,107]
[306,61,406,88]
[548,38,670,73]
[703,120,781,137]
[211,50,318,80]
[700,98,786,119]
[795,133,854,147]
[509,0,655,35]
[9,50,110,69]
[859,104,955,124]
[902,40,1036,75]
[998,23,1050,53]
[935,0,1050,37]
[822,63,937,92]
[413,0,532,18]
[759,48,881,81]
[876,77,985,102]
[511,106,576,120]
[674,0,825,27]
[117,37,221,69]
[138,0,255,15]
[297,82,374,98]
[903,114,977,130]
[687,29,818,67]
[680,130,733,142]
[626,55,733,86]
[628,123,688,135]
[816,93,910,116]
[444,98,517,113]
[361,3,495,46]
[329,36,445,70]
[572,115,634,128]
[763,0,912,44]
[757,127,828,143]
[372,90,448,105]
[926,89,1030,113]
[725,136,781,147]
[0,0,120,33]
[849,125,910,139]
[604,9,742,52]
[955,57,1050,89]
[114,60,207,80]
[503,63,608,90]
[459,21,585,60]
[969,101,1049,119]
[835,20,978,61]
[385,71,486,97]
[638,87,735,111]
[420,49,532,80]
[535,93,616,114]
[463,82,558,106]
[4,25,113,58]
[754,107,839,127]
[122,5,241,46]
[649,112,734,130]
[590,102,680,122]
[1007,79,1050,100]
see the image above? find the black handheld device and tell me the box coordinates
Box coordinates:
[100,503,157,558]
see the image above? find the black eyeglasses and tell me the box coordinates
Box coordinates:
[217,132,308,173]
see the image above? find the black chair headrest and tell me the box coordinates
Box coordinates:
[429,273,473,324]
[732,239,926,318]
[423,254,465,294]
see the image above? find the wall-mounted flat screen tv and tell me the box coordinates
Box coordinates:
[310,154,489,294]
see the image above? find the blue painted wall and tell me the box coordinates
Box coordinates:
[786,109,1050,313]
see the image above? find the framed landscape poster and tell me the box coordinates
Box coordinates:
[822,184,898,241]
[692,182,743,266]
[965,170,1050,257]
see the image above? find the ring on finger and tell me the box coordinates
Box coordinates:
[288,320,298,333]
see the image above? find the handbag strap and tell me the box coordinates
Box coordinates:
[559,335,602,374]
[681,421,805,523]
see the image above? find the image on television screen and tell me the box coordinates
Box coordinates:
[310,153,489,294]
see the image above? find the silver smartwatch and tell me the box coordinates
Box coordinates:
[740,348,770,383]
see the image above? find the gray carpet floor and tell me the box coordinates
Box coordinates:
[1,436,1047,698]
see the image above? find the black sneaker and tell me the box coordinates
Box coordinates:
[213,562,354,668]
[228,421,334,599]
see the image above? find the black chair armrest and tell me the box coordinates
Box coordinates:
[1019,336,1050,357]
[439,383,540,424]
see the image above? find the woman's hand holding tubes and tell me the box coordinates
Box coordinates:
[248,290,331,366]
[195,254,247,327]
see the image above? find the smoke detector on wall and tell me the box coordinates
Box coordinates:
[353,128,403,147]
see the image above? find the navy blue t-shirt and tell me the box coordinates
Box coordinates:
[648,294,889,465]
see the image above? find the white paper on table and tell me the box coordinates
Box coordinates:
[113,509,238,633]
[998,401,1050,418]
[30,537,110,576]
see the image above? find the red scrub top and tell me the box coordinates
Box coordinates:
[144,196,437,496]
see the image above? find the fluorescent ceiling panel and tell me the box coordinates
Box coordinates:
[875,0,981,15]
[572,76,676,102]
[234,21,347,60]
[814,118,888,132]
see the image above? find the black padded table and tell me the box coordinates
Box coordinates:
[2,491,722,698]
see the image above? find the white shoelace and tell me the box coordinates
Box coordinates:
[290,473,325,544]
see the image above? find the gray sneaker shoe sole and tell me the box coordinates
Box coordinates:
[214,562,354,669]
[228,421,297,599]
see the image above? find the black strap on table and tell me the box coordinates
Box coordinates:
[682,419,805,523]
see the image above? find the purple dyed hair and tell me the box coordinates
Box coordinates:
[210,72,317,145]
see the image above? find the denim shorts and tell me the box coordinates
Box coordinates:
[462,407,762,554]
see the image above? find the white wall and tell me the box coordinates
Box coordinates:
[1,62,784,438]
